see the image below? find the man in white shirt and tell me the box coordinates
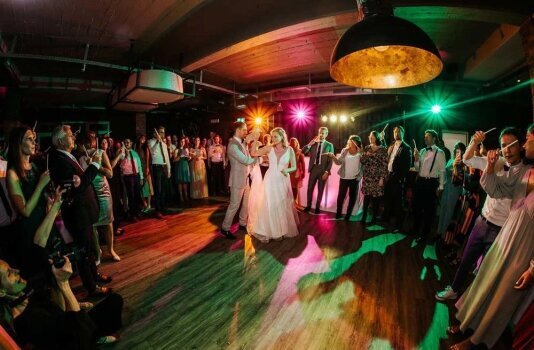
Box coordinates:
[436,127,524,301]
[411,129,446,243]
[148,126,171,219]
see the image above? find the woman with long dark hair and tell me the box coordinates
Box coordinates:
[289,137,306,202]
[360,130,388,225]
[328,135,363,221]
[135,135,153,213]
[437,141,467,239]
[6,126,54,277]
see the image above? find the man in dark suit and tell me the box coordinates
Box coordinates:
[48,125,111,295]
[381,126,412,231]
[302,127,334,214]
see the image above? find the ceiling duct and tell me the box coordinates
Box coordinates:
[109,69,187,111]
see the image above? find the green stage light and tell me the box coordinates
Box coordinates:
[431,105,441,114]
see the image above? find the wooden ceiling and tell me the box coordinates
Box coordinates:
[0,0,531,101]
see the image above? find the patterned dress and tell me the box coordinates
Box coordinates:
[360,146,388,197]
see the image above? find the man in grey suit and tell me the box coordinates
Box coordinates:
[302,127,334,214]
[221,121,258,239]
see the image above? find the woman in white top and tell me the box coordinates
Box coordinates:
[328,135,363,220]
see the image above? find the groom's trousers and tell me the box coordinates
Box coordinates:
[222,184,250,231]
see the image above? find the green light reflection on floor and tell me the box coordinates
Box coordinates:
[416,302,449,349]
[298,233,406,289]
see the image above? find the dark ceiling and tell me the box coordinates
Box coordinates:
[0,0,532,108]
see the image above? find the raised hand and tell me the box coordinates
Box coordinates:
[37,170,51,190]
[472,130,485,145]
[413,147,419,161]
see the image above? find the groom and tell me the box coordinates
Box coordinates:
[302,127,334,214]
[220,121,258,239]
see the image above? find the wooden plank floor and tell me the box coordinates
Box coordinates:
[83,198,510,350]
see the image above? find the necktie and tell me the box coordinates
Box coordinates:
[315,142,322,165]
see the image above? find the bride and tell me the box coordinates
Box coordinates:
[248,127,300,242]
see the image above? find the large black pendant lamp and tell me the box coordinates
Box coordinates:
[330,0,443,89]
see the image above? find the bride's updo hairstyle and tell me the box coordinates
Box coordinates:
[270,127,288,148]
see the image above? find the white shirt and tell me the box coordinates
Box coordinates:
[59,149,100,171]
[463,155,518,227]
[148,138,171,173]
[415,145,446,189]
[388,142,401,172]
[341,153,362,180]
[314,141,324,165]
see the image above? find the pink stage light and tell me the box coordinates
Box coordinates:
[287,101,315,126]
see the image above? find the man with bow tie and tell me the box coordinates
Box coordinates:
[220,122,258,239]
[381,126,412,231]
[411,129,446,243]
[48,125,112,296]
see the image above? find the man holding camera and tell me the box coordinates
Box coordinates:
[48,125,111,296]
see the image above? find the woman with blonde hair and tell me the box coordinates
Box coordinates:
[248,127,299,242]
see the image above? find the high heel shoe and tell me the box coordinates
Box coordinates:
[110,252,121,262]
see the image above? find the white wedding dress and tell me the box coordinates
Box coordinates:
[248,148,299,241]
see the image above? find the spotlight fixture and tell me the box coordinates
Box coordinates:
[340,115,348,123]
[431,105,441,114]
[330,115,338,123]
[255,117,263,125]
[321,115,328,122]
[330,0,442,89]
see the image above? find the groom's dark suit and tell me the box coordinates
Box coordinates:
[48,149,100,292]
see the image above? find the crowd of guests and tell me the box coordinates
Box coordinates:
[0,121,532,349]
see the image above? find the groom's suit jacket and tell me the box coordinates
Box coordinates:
[227,137,256,188]
[303,140,334,174]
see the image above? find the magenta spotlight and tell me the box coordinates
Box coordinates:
[296,110,306,119]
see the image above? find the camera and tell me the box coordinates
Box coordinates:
[49,246,85,268]
[59,179,75,204]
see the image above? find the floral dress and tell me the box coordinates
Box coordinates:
[360,145,388,197]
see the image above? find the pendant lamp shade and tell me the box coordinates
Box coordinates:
[330,14,443,89]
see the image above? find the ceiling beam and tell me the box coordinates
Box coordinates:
[464,24,522,81]
[182,13,356,73]
[182,5,527,75]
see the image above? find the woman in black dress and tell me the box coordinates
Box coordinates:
[6,126,60,278]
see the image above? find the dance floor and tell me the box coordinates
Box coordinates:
[80,198,511,350]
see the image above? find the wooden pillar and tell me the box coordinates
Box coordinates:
[519,15,534,121]
[135,113,146,137]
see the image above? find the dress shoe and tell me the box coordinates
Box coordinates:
[89,286,113,297]
[239,225,247,231]
[335,214,342,220]
[314,208,320,214]
[303,207,311,213]
[344,215,351,221]
[154,212,164,219]
[114,228,125,237]
[96,335,118,344]
[96,274,113,284]
[220,229,236,240]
